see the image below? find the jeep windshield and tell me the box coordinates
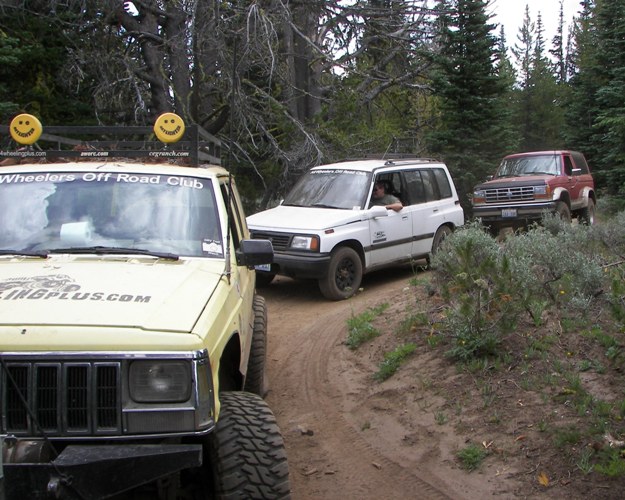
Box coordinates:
[0,171,223,258]
[496,155,559,177]
[282,169,372,210]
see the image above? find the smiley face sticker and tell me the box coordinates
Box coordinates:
[153,112,186,143]
[9,113,43,145]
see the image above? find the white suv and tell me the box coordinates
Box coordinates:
[247,157,465,300]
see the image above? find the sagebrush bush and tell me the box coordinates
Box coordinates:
[430,219,607,360]
[431,222,518,360]
[503,225,603,314]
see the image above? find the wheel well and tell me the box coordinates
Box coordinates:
[218,334,243,392]
[331,240,364,266]
[557,191,571,207]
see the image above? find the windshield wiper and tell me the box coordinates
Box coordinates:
[0,249,49,258]
[49,246,179,261]
[311,203,342,209]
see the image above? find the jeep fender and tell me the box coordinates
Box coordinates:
[579,185,596,204]
[552,187,571,206]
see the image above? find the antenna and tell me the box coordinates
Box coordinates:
[223,38,240,284]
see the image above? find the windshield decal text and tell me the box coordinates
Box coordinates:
[312,169,367,176]
[0,172,203,189]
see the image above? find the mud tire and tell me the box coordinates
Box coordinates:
[243,295,268,397]
[555,201,572,223]
[427,225,452,268]
[580,199,596,225]
[207,392,291,499]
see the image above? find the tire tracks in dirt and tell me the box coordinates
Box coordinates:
[263,271,455,500]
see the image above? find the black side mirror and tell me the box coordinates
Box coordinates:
[236,239,274,267]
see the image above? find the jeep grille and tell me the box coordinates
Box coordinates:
[251,231,291,251]
[484,186,536,203]
[2,361,120,436]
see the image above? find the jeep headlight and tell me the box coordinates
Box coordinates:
[129,360,191,403]
[291,235,320,251]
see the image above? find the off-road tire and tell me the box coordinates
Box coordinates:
[243,295,267,397]
[555,201,572,223]
[580,198,596,225]
[427,225,452,268]
[207,392,291,499]
[255,271,275,288]
[432,225,452,253]
[318,246,362,300]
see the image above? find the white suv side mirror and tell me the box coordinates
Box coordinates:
[367,205,389,219]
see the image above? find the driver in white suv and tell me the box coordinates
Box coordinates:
[369,181,403,212]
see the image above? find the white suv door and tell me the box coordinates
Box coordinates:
[402,168,453,256]
[367,208,413,266]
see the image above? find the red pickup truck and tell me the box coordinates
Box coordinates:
[471,150,596,235]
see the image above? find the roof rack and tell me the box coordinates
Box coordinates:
[340,154,439,163]
[0,113,221,167]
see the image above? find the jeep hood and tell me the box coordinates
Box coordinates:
[0,257,225,332]
[247,205,366,232]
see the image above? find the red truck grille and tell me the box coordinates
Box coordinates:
[484,186,536,203]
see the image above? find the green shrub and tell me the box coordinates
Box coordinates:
[504,224,603,316]
[430,221,606,361]
[430,223,518,360]
[457,443,487,471]
[346,303,389,350]
[595,448,625,477]
[374,343,417,381]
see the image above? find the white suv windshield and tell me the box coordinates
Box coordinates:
[0,171,223,258]
[283,169,371,210]
[496,155,559,177]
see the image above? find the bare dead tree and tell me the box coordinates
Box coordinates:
[2,0,441,207]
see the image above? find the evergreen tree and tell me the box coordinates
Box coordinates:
[427,0,511,210]
[551,1,567,84]
[0,5,93,125]
[529,14,564,149]
[493,25,521,153]
[0,29,21,120]
[512,8,564,150]
[565,1,602,168]
[591,0,625,171]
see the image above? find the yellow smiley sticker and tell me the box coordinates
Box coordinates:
[9,113,43,145]
[153,112,185,143]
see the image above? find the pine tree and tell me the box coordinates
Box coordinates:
[427,0,512,208]
[565,1,601,168]
[512,8,564,150]
[591,0,625,171]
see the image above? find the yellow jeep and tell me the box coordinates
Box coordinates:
[0,114,289,499]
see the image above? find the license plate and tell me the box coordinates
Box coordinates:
[501,208,517,218]
[255,264,271,272]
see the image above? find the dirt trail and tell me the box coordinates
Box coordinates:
[263,269,461,500]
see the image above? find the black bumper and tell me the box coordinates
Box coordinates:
[2,442,202,499]
[270,251,332,279]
